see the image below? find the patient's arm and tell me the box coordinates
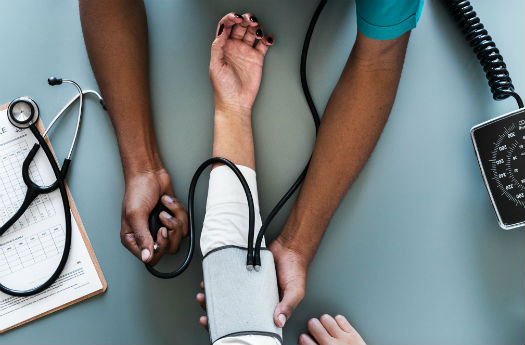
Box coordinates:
[201,10,273,258]
[79,0,188,265]
[209,12,273,168]
[197,13,277,344]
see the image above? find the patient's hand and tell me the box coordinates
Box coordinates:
[210,12,274,114]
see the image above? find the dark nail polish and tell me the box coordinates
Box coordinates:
[250,16,258,23]
[267,37,273,44]
[217,24,224,36]
[234,13,243,18]
[256,29,263,37]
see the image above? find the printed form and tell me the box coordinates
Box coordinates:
[0,107,106,332]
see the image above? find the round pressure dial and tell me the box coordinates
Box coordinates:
[471,108,525,229]
[491,122,525,208]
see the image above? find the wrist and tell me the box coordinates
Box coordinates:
[215,101,252,119]
[278,186,336,262]
[276,213,319,267]
[121,150,164,181]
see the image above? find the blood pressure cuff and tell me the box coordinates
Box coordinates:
[202,246,282,344]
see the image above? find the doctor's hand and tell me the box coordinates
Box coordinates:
[121,168,188,265]
[270,236,309,329]
[210,12,274,114]
[195,238,310,331]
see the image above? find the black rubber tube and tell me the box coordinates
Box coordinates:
[444,0,523,108]
[145,157,256,278]
[0,125,72,296]
[253,0,326,267]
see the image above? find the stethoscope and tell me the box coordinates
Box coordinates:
[0,77,105,296]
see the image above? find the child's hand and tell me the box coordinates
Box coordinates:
[298,315,366,345]
[210,12,274,115]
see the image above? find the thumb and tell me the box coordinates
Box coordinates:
[129,213,155,263]
[273,284,305,328]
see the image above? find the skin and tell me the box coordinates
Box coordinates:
[80,1,408,339]
[210,12,273,168]
[79,0,188,265]
[196,13,367,345]
[271,31,411,327]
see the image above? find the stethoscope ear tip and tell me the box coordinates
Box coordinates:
[48,77,63,86]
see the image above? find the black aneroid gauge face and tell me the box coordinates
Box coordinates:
[471,108,525,229]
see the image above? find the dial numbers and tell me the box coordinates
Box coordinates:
[472,109,525,229]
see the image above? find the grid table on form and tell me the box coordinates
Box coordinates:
[0,141,56,236]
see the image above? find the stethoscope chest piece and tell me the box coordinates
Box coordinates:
[8,96,39,129]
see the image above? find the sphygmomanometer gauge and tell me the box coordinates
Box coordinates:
[471,108,525,229]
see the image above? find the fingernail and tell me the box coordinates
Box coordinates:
[141,249,151,262]
[161,227,168,239]
[256,29,263,37]
[278,314,286,327]
[162,195,173,204]
[234,13,243,18]
[217,24,224,36]
[267,37,274,44]
[250,16,258,23]
[160,211,172,220]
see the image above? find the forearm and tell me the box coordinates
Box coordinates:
[79,0,161,180]
[279,31,410,262]
[213,107,255,170]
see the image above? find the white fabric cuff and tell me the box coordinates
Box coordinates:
[206,165,260,211]
[201,165,265,256]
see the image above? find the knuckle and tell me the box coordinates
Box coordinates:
[280,303,293,315]
[320,314,331,322]
[124,207,143,221]
[133,232,150,245]
[169,217,181,228]
[120,232,133,246]
[289,285,305,301]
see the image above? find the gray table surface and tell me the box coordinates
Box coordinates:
[1,1,523,344]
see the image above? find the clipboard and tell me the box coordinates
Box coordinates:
[0,102,107,333]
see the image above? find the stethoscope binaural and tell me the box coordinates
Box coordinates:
[0,77,105,296]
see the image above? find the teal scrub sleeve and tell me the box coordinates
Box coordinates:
[356,0,424,40]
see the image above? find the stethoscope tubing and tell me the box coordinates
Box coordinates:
[0,124,72,296]
[145,157,256,278]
